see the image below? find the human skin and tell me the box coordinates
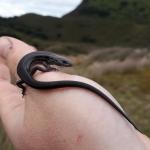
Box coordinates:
[0,36,149,150]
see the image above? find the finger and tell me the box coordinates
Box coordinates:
[0,57,24,142]
[0,36,36,79]
[0,49,22,115]
[0,36,37,136]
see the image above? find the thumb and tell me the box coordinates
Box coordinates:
[0,37,24,145]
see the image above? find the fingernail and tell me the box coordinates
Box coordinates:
[0,37,13,58]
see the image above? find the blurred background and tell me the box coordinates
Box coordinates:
[0,0,150,149]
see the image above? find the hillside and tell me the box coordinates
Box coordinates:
[67,0,150,22]
[1,0,150,48]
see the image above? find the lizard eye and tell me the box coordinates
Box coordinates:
[62,60,72,66]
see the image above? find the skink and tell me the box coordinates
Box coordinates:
[16,51,139,131]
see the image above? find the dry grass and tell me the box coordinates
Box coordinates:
[69,47,150,76]
[86,57,150,77]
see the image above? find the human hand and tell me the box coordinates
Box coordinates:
[0,36,107,150]
[0,36,149,150]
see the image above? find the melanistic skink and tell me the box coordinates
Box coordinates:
[16,51,139,131]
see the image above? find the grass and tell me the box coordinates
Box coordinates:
[94,68,150,136]
[0,123,13,150]
[3,15,150,48]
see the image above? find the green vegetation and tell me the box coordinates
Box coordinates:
[0,123,13,150]
[2,15,150,48]
[2,0,150,47]
[96,67,150,135]
[70,0,150,22]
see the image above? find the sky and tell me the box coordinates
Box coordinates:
[0,0,82,18]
